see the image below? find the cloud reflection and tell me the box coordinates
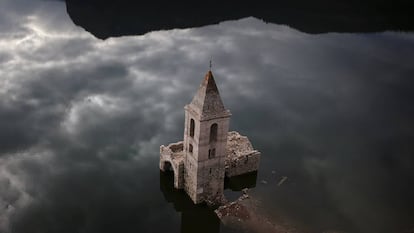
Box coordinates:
[0,0,414,232]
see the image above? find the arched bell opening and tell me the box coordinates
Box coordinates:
[210,123,218,142]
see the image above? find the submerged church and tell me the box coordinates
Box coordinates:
[159,70,261,204]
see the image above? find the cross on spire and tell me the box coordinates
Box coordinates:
[209,57,212,71]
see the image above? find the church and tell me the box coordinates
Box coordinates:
[159,69,261,204]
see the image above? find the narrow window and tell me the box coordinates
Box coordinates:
[245,156,249,164]
[208,148,216,159]
[210,123,218,142]
[189,144,193,153]
[190,119,195,137]
[209,168,212,174]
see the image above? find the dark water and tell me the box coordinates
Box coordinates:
[1,1,414,233]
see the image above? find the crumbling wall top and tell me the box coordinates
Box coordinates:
[226,131,255,159]
[160,141,185,163]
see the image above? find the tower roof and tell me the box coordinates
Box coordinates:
[188,70,229,118]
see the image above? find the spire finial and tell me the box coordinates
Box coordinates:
[209,57,212,71]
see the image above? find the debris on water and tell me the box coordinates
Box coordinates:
[260,180,268,184]
[271,170,276,174]
[242,188,249,194]
[215,194,300,233]
[277,176,288,186]
[215,199,250,221]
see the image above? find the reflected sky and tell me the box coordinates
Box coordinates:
[1,0,414,233]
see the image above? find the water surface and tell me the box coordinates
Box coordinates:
[0,1,414,233]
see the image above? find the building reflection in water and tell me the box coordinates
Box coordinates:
[159,170,257,233]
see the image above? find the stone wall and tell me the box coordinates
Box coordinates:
[160,131,261,203]
[225,151,261,177]
[159,141,185,189]
[225,131,261,177]
[184,151,198,202]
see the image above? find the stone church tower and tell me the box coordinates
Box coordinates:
[160,69,260,205]
[183,70,231,204]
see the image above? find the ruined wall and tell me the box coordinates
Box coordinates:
[225,151,261,177]
[225,131,261,177]
[159,141,185,189]
[160,130,261,198]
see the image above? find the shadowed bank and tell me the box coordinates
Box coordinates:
[64,0,414,39]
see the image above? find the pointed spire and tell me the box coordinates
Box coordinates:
[189,70,227,118]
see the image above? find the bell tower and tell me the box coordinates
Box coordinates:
[183,70,231,204]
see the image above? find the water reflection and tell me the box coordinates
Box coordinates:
[160,170,259,233]
[1,0,414,232]
[160,171,220,233]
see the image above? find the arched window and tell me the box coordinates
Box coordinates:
[208,148,216,159]
[163,161,172,172]
[190,119,195,137]
[209,123,218,142]
[189,144,193,153]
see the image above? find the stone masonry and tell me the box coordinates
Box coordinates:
[159,70,260,204]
